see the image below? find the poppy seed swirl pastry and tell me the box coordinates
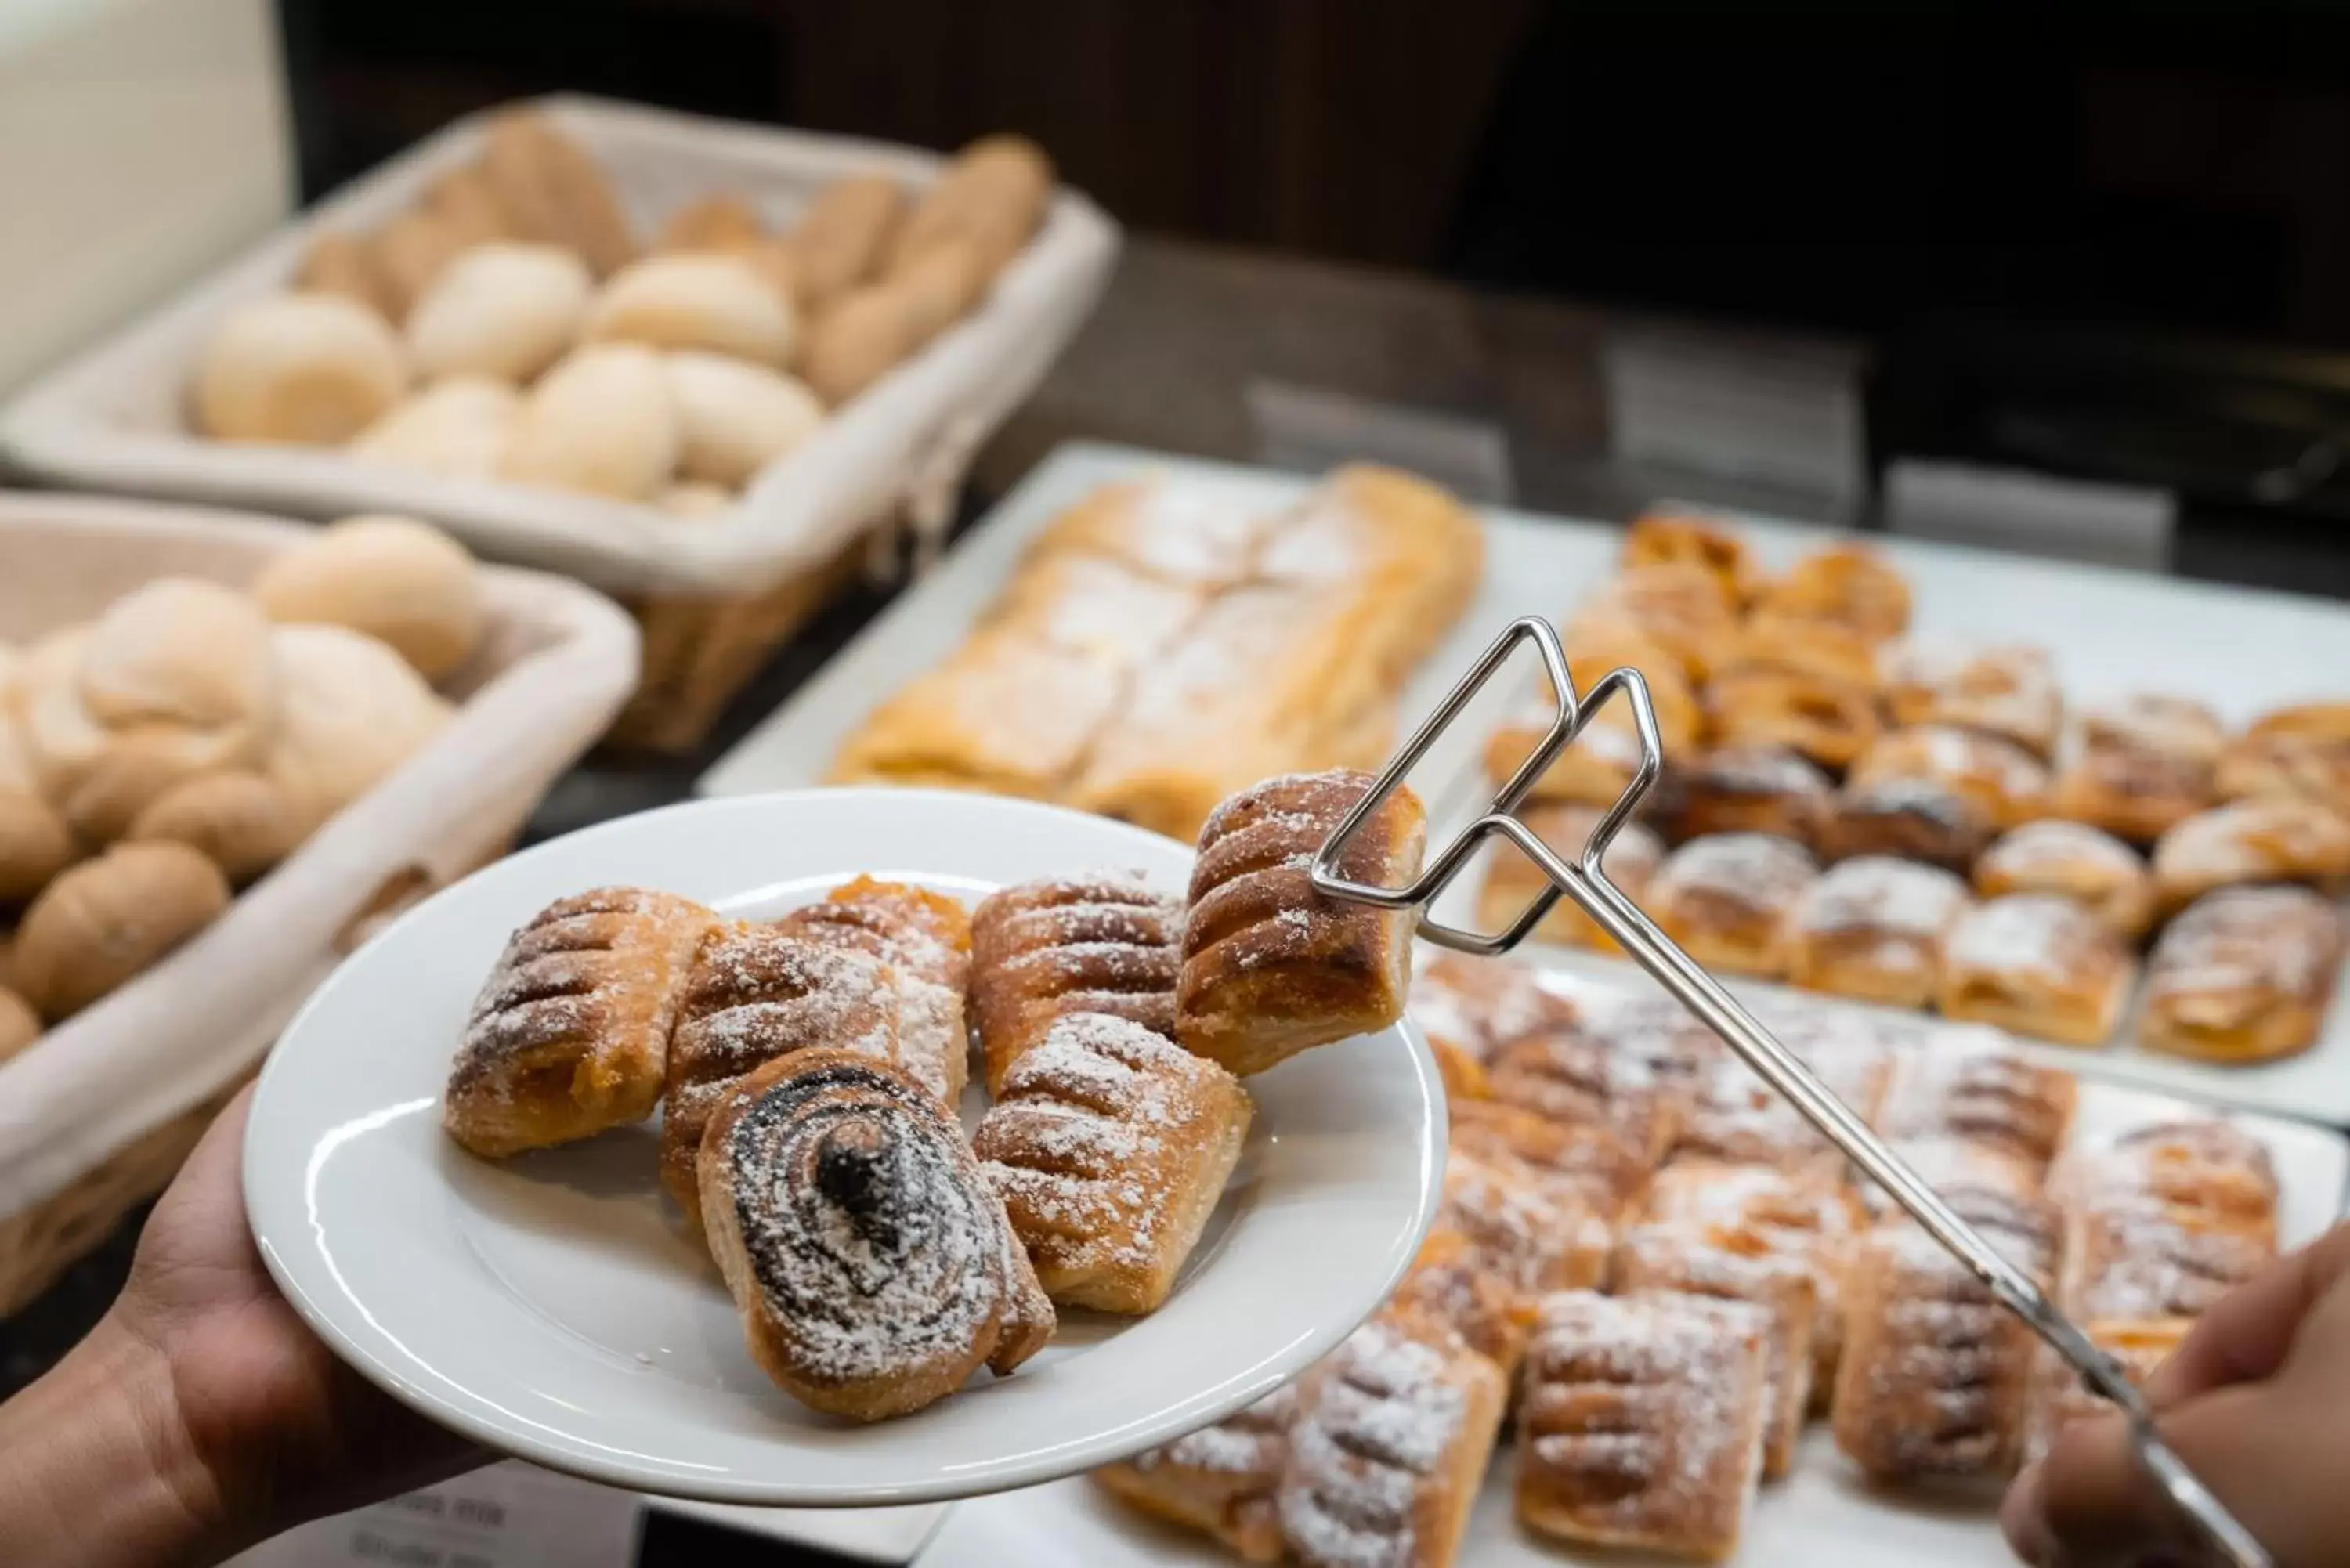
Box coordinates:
[699,1048,1055,1422]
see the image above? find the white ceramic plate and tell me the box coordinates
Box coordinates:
[242,789,1444,1508]
[914,1077,2349,1568]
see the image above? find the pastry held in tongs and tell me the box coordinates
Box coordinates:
[1305,614,2276,1568]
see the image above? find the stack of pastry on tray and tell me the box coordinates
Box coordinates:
[439,768,1427,1422]
[1479,510,2350,1063]
[828,465,1486,843]
[1097,948,2283,1566]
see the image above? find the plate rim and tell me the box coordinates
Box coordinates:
[241,787,1448,1506]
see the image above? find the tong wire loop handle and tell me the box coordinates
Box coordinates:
[1309,615,2272,1568]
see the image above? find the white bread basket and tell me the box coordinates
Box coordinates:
[0,95,1119,747]
[0,492,641,1311]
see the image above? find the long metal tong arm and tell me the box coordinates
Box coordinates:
[1309,615,2272,1568]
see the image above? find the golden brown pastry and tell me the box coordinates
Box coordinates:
[1940,893,2134,1047]
[888,135,1055,278]
[1018,477,1267,591]
[1177,770,1424,1077]
[1722,613,1880,692]
[1574,561,1739,683]
[251,515,485,681]
[660,352,825,489]
[976,1012,1253,1313]
[1820,775,1991,872]
[1643,832,1817,979]
[699,1048,1053,1422]
[192,293,409,445]
[1407,952,1576,1071]
[11,842,228,1022]
[1975,820,2154,940]
[443,887,718,1158]
[584,253,798,368]
[499,343,682,500]
[1484,621,1703,802]
[659,923,902,1227]
[1672,1033,1889,1180]
[2024,1317,2189,1467]
[1832,1190,2057,1479]
[977,550,1208,670]
[1485,706,1659,813]
[1784,854,1969,1008]
[1484,1019,1690,1172]
[1615,1224,1817,1479]
[1882,641,2063,760]
[1516,1288,1772,1562]
[1749,542,1911,643]
[125,771,302,884]
[1390,1228,1542,1376]
[2140,884,2343,1064]
[1872,1035,2078,1176]
[2152,797,2350,914]
[1668,744,1835,847]
[1847,723,2050,828]
[1276,1310,1506,1568]
[1449,1099,1649,1219]
[474,110,638,276]
[788,175,907,309]
[2218,701,2350,812]
[1704,663,1878,771]
[1619,511,1758,602]
[1475,801,1664,952]
[348,376,520,481]
[967,872,1180,1095]
[2052,693,2225,842]
[1094,1386,1296,1563]
[772,876,972,1107]
[0,985,37,1061]
[1434,1151,1614,1297]
[0,789,74,905]
[2060,1118,2280,1249]
[2059,1199,2271,1324]
[403,241,592,383]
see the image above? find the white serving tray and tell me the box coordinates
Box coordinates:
[0,94,1118,597]
[710,440,2350,1122]
[912,1075,2347,1568]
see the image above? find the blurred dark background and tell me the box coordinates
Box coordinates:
[279,0,2350,566]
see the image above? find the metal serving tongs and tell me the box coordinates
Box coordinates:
[1310,616,2270,1568]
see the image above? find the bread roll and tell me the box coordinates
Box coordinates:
[252,515,485,681]
[0,708,32,797]
[0,985,36,1061]
[891,236,989,341]
[15,627,105,800]
[295,231,390,316]
[349,375,520,479]
[81,580,275,731]
[193,293,408,445]
[422,165,513,249]
[13,842,230,1021]
[265,625,451,832]
[0,789,74,905]
[367,209,474,319]
[660,352,824,488]
[499,344,680,499]
[660,194,765,252]
[128,770,302,883]
[583,254,797,368]
[801,284,923,406]
[475,110,638,276]
[403,241,592,383]
[63,725,261,846]
[655,482,735,518]
[789,175,906,309]
[890,135,1053,276]
[731,237,802,309]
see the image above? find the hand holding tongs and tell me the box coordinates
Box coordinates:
[1310,615,2269,1568]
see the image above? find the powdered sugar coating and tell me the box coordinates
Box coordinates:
[1980,820,2142,881]
[1276,1317,1479,1568]
[1649,833,1817,912]
[1945,892,2109,985]
[2149,883,2343,1000]
[2080,693,2225,762]
[1793,855,1969,938]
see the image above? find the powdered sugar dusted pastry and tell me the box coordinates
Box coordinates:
[1704,663,1879,771]
[2052,693,2225,842]
[2218,702,2350,813]
[1022,477,1268,591]
[660,926,902,1234]
[1820,775,1990,872]
[1614,1225,1818,1479]
[1620,511,1759,602]
[1476,802,1663,953]
[1448,1099,1649,1219]
[1668,745,1834,848]
[1644,833,1817,979]
[698,1050,1053,1421]
[967,871,1180,1094]
[1749,542,1912,643]
[2151,797,2350,914]
[1784,855,1969,1008]
[1408,952,1576,1070]
[2061,1118,2280,1247]
[1882,641,2063,760]
[1831,1189,2057,1479]
[2059,1198,2271,1324]
[1673,1031,1890,1178]
[1276,1312,1506,1568]
[774,876,971,1106]
[1515,1288,1773,1562]
[1094,1385,1297,1562]
[1848,724,2051,829]
[975,1013,1252,1314]
[1873,1031,2078,1176]
[1723,613,1880,692]
[1177,769,1424,1076]
[1390,1227,1544,1376]
[1432,1152,1614,1298]
[1940,893,2133,1047]
[2024,1317,2189,1467]
[1574,561,1739,683]
[1485,1014,1691,1169]
[1484,711,1654,810]
[1975,820,2154,939]
[444,887,719,1159]
[2140,884,2342,1064]
[1483,628,1702,805]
